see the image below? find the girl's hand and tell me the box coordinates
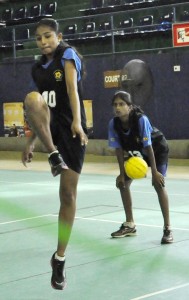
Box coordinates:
[71,121,88,146]
[116,174,126,189]
[22,143,35,167]
[152,171,165,188]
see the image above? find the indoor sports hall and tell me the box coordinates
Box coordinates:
[1,0,189,299]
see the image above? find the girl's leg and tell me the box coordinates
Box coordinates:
[24,91,68,176]
[24,91,56,153]
[154,184,170,227]
[155,164,171,228]
[153,183,173,244]
[50,169,79,290]
[119,179,134,223]
[111,179,136,238]
[57,169,80,256]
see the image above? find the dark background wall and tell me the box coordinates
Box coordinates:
[0,60,33,136]
[0,0,189,140]
[0,49,189,139]
[83,51,189,140]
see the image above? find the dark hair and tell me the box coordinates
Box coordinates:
[35,18,59,33]
[111,90,132,106]
[34,18,86,78]
[112,90,144,122]
[34,18,69,51]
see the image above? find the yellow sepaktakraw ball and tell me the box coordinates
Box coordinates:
[124,156,148,179]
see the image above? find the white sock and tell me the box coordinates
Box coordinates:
[55,253,65,261]
[48,150,59,158]
[123,221,135,228]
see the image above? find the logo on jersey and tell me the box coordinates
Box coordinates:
[135,137,140,143]
[54,70,63,81]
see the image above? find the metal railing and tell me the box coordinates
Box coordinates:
[0,1,188,61]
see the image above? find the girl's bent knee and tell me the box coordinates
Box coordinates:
[25,92,46,110]
[25,91,40,102]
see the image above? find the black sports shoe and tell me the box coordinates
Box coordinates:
[51,252,67,290]
[161,227,173,244]
[48,152,68,177]
[111,223,137,238]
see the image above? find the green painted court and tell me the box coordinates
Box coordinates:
[0,159,189,300]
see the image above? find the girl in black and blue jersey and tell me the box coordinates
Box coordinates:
[21,18,88,291]
[108,90,173,244]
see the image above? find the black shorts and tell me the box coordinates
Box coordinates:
[50,123,86,174]
[152,135,169,165]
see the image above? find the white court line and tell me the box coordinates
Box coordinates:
[0,181,189,196]
[130,282,189,300]
[1,214,189,298]
[1,215,189,232]
[0,214,55,225]
[0,181,56,186]
[133,191,189,197]
[75,216,189,231]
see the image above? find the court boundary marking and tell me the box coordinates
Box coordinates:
[1,214,189,299]
[130,282,189,299]
[1,179,189,198]
[1,214,189,232]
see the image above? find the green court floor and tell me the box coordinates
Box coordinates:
[0,163,189,300]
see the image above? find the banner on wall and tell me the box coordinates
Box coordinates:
[3,102,32,137]
[103,70,121,88]
[172,22,189,47]
[3,101,93,138]
[3,102,25,137]
[83,100,93,138]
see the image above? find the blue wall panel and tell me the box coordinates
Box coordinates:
[0,51,189,139]
[83,51,189,139]
[0,61,34,136]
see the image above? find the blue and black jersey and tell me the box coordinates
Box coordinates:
[108,111,169,165]
[32,44,87,131]
[31,44,87,173]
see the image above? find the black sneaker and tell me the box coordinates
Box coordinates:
[48,152,68,177]
[161,227,173,244]
[111,223,137,238]
[51,252,66,290]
